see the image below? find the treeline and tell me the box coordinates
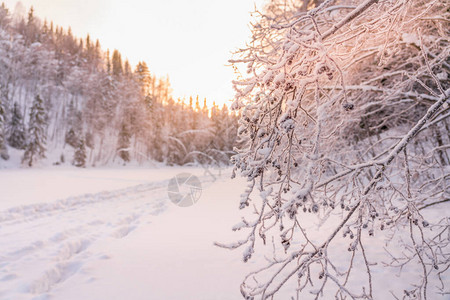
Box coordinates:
[0,4,238,167]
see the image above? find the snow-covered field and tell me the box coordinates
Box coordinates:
[0,166,257,300]
[0,167,447,300]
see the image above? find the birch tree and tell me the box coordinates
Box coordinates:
[221,0,450,298]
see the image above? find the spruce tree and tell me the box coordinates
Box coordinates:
[0,96,9,160]
[7,102,26,149]
[73,137,86,167]
[22,95,47,167]
[0,3,11,29]
[106,49,111,74]
[64,128,78,148]
[117,122,130,163]
[85,132,94,149]
[136,61,151,96]
[111,49,123,76]
[65,105,83,148]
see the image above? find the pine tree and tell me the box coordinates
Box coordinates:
[135,61,151,96]
[65,105,83,148]
[0,96,9,160]
[7,102,26,149]
[105,49,111,74]
[202,98,208,117]
[85,132,94,149]
[111,49,123,76]
[73,137,86,167]
[117,122,130,163]
[22,95,47,167]
[0,3,11,29]
[64,128,78,147]
[123,59,131,77]
[25,6,39,44]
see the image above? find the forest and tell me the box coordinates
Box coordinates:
[0,4,238,168]
[0,0,448,299]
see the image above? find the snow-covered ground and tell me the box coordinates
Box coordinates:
[0,166,208,209]
[0,166,258,300]
[0,167,447,300]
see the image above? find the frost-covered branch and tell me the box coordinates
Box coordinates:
[223,0,450,298]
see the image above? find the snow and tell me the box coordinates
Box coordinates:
[0,166,205,210]
[0,167,448,299]
[402,32,420,46]
[273,71,285,84]
[0,166,255,300]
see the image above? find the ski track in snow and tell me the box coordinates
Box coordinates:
[0,178,173,300]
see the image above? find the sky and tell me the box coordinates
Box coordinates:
[3,0,264,107]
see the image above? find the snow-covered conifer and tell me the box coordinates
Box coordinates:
[22,95,47,166]
[117,122,130,163]
[0,95,8,160]
[73,136,86,167]
[7,102,26,150]
[64,128,78,148]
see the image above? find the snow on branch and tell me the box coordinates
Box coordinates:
[223,0,450,298]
